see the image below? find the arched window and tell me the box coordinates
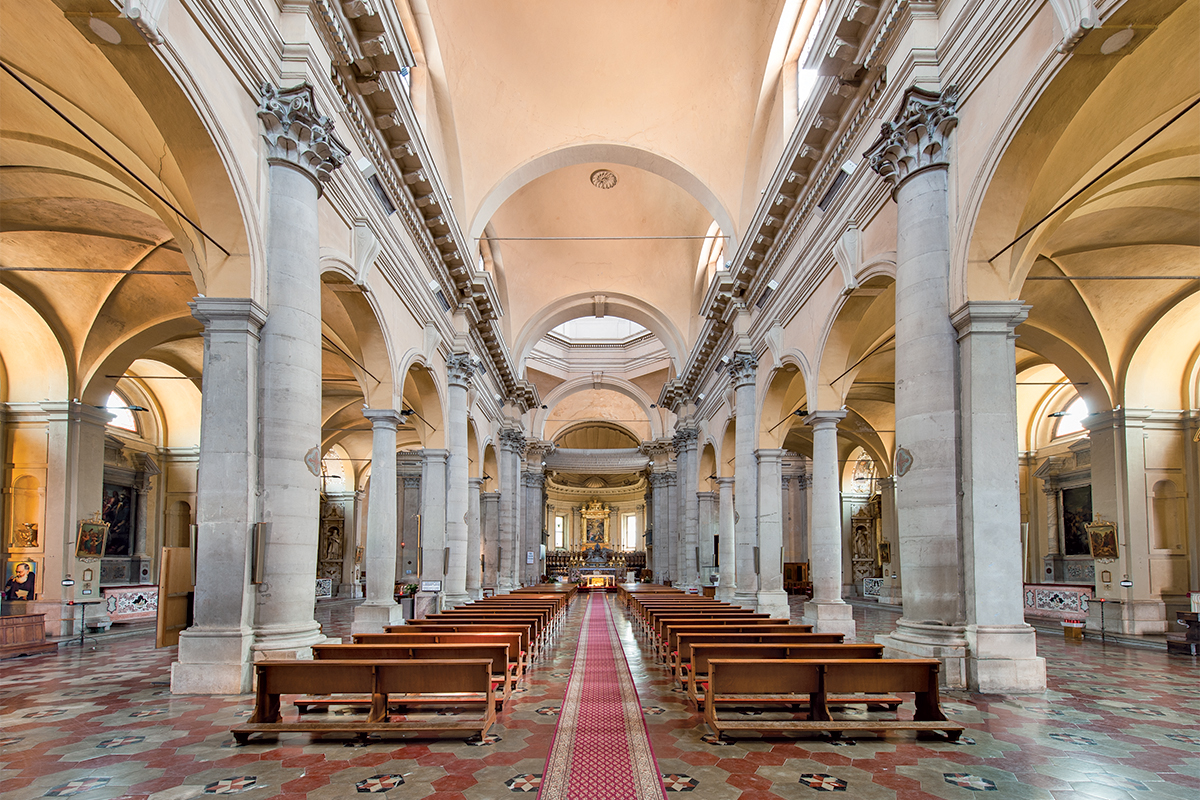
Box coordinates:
[105,392,138,433]
[697,221,726,289]
[1053,397,1088,438]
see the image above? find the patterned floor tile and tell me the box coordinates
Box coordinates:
[202,777,257,794]
[944,773,998,791]
[504,773,541,792]
[799,773,848,791]
[44,778,112,796]
[662,773,699,791]
[354,774,404,792]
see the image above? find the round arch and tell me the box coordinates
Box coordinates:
[514,293,687,376]
[468,142,738,252]
[531,374,663,441]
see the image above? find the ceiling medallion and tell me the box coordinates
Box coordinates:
[590,169,618,189]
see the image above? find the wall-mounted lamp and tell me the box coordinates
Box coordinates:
[482,473,491,481]
[1047,411,1068,418]
[650,403,656,409]
[62,576,76,587]
[1119,576,1134,588]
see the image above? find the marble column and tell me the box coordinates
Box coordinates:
[877,477,903,604]
[698,490,717,585]
[398,473,421,582]
[674,425,700,589]
[522,470,545,584]
[1041,478,1062,581]
[729,352,759,609]
[952,301,1045,691]
[755,449,790,619]
[172,299,266,694]
[353,409,404,633]
[416,449,447,616]
[572,506,583,552]
[251,84,346,657]
[648,472,668,581]
[1086,409,1166,634]
[716,477,736,602]
[866,85,966,683]
[443,353,478,607]
[498,428,525,592]
[802,411,855,637]
[665,471,679,584]
[481,490,500,590]
[467,477,483,599]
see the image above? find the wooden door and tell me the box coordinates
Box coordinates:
[156,546,193,647]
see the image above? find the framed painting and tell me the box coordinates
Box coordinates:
[4,557,41,601]
[1086,518,1118,562]
[76,520,110,559]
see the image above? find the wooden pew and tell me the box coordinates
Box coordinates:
[309,643,515,708]
[231,659,495,744]
[650,614,777,659]
[427,610,551,644]
[350,631,524,686]
[672,630,834,684]
[386,622,535,666]
[703,658,963,741]
[686,643,897,709]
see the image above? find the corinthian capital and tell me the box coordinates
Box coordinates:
[672,426,699,453]
[499,428,527,454]
[446,352,479,387]
[727,352,758,388]
[865,86,959,193]
[258,83,348,186]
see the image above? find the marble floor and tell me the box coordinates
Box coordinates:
[2,598,1198,800]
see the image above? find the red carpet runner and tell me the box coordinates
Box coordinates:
[538,593,667,800]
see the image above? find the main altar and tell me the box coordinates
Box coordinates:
[543,500,647,588]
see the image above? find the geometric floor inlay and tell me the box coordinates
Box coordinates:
[943,773,997,791]
[354,775,404,793]
[44,778,112,796]
[800,774,848,791]
[203,777,258,794]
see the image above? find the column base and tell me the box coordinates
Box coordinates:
[715,586,736,604]
[251,620,325,659]
[352,601,405,634]
[414,591,441,619]
[467,586,482,601]
[966,624,1046,693]
[877,584,903,605]
[801,600,856,638]
[1111,599,1168,635]
[85,603,113,631]
[172,627,254,694]
[876,619,968,688]
[443,591,470,608]
[756,589,791,621]
[732,591,758,610]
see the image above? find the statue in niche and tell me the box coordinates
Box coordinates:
[324,526,343,561]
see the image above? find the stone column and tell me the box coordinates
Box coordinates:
[952,301,1045,691]
[443,353,478,607]
[716,477,736,602]
[41,402,112,635]
[498,428,525,592]
[1086,409,1166,634]
[467,477,483,599]
[697,490,717,585]
[252,84,346,657]
[572,506,583,552]
[673,425,700,589]
[876,477,903,604]
[522,470,545,584]
[416,449,447,616]
[755,449,790,619]
[866,85,966,683]
[729,352,759,608]
[802,411,855,637]
[648,472,668,581]
[665,471,679,583]
[481,490,500,590]
[172,299,266,694]
[352,410,403,633]
[1041,478,1062,581]
[398,473,421,582]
